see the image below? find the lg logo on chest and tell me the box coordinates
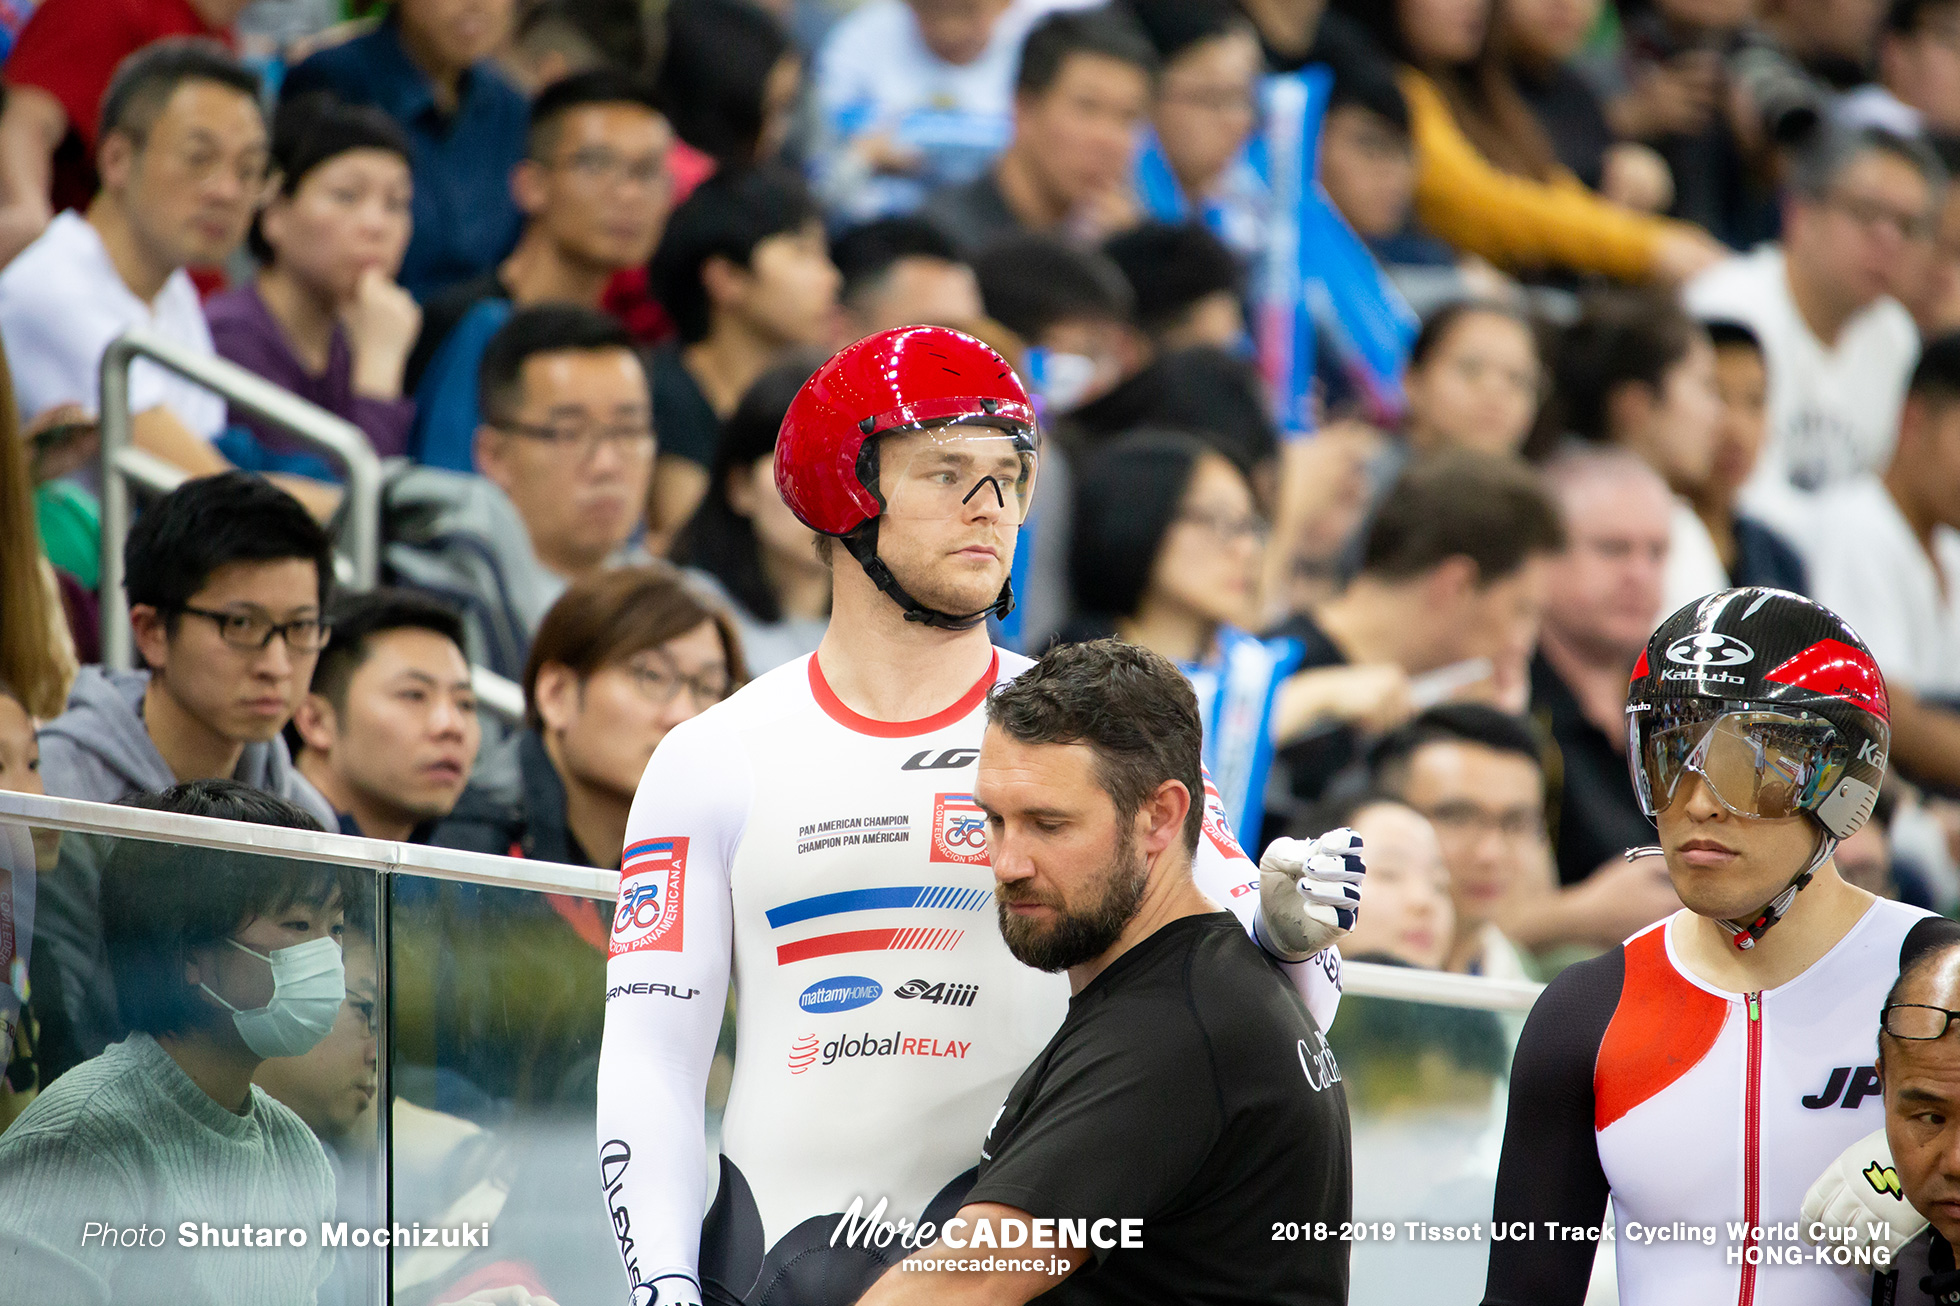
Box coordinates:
[903,748,980,771]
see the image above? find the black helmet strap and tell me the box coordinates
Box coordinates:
[1623,819,1838,951]
[1716,823,1837,951]
[838,518,1014,632]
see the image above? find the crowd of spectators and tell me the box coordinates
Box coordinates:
[7,0,1960,1296]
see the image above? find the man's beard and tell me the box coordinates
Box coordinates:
[996,830,1149,973]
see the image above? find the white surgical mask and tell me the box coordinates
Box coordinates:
[201,935,345,1059]
[1025,348,1099,415]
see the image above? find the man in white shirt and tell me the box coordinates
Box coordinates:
[0,41,331,517]
[1804,330,1960,792]
[1685,125,1939,539]
[814,0,1083,223]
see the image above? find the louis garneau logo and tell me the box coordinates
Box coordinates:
[1666,633,1755,668]
[605,981,701,1003]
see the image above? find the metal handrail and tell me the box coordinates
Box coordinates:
[0,788,614,900]
[472,665,527,727]
[0,788,1545,1014]
[98,326,385,670]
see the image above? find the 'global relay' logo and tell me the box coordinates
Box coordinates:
[800,977,883,1014]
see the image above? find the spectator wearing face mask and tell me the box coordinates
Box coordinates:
[922,5,1158,254]
[973,232,1143,416]
[0,781,353,1305]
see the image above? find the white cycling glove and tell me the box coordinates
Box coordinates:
[1255,828,1365,962]
[1800,1126,1925,1265]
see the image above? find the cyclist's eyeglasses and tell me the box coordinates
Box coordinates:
[1627,703,1856,822]
[178,605,329,653]
[878,424,1039,526]
[1883,1003,1960,1040]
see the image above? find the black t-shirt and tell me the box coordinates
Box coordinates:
[650,342,723,469]
[967,912,1351,1305]
[1528,653,1656,887]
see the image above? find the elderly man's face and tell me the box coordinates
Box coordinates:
[1883,950,1960,1246]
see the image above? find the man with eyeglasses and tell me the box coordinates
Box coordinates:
[406,69,674,472]
[1799,932,1960,1305]
[0,40,335,522]
[1366,703,1549,979]
[1686,124,1940,542]
[475,302,654,582]
[37,472,336,825]
[30,473,339,1080]
[1484,588,1943,1306]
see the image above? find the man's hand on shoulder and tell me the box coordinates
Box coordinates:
[1256,829,1365,962]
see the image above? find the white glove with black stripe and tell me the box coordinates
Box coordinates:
[1255,828,1365,961]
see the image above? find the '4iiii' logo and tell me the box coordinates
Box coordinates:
[931,793,990,865]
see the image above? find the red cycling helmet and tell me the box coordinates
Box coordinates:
[775,326,1038,629]
[777,325,1036,535]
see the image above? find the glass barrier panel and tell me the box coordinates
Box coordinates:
[0,816,386,1306]
[1327,991,1618,1306]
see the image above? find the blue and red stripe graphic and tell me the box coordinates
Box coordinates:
[767,885,990,964]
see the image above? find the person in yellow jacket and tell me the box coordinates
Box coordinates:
[1331,0,1726,285]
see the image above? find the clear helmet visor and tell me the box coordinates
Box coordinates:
[1628,703,1848,821]
[876,422,1039,526]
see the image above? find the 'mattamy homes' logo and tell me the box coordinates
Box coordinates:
[610,837,689,958]
[1665,632,1756,668]
[800,976,883,1013]
[931,793,990,865]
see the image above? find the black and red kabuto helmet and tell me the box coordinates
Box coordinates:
[1625,588,1890,948]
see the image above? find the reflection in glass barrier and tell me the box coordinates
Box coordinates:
[1327,990,1522,1305]
[388,875,624,1305]
[0,784,384,1306]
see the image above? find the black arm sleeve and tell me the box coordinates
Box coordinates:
[1482,947,1624,1306]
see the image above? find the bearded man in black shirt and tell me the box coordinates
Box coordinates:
[858,638,1354,1306]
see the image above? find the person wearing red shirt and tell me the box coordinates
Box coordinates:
[0,0,248,266]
